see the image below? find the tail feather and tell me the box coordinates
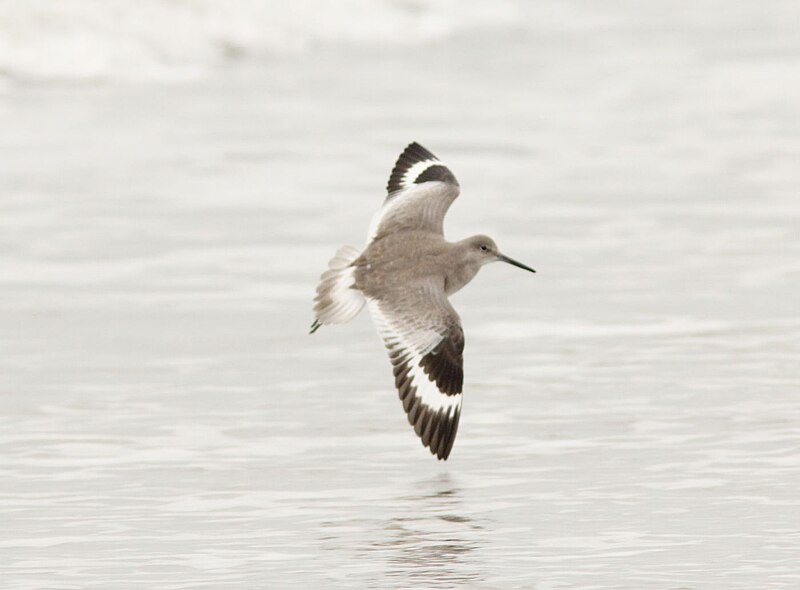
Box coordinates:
[311,245,365,333]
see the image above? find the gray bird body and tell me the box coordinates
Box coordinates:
[311,142,534,460]
[354,233,488,298]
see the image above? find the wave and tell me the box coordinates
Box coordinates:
[0,0,517,83]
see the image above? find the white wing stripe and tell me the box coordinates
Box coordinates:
[398,159,440,190]
[406,355,462,413]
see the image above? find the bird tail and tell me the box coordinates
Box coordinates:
[310,245,365,334]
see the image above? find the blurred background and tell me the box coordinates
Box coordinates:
[1,1,799,588]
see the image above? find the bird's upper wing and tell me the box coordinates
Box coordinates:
[367,142,460,242]
[366,277,464,460]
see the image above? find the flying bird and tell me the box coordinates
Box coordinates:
[311,142,535,460]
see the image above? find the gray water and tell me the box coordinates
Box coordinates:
[2,3,800,588]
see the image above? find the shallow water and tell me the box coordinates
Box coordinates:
[2,3,800,588]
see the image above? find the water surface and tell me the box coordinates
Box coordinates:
[1,3,799,588]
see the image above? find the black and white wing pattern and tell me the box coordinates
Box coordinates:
[368,142,460,241]
[367,277,464,460]
[385,142,459,195]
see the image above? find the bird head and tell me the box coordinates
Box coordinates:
[466,235,536,273]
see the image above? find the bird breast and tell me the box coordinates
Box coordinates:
[443,259,481,295]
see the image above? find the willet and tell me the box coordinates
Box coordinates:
[311,142,535,460]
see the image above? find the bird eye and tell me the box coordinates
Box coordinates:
[480,245,488,252]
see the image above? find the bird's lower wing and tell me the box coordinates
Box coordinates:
[366,283,464,460]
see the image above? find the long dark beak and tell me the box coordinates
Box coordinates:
[497,253,536,273]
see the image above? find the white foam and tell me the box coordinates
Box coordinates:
[0,0,517,83]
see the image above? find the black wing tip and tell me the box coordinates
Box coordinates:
[309,319,321,334]
[430,407,461,460]
[386,141,441,194]
[403,141,438,162]
[439,406,461,460]
[407,399,461,461]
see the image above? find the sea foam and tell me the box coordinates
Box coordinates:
[0,0,516,83]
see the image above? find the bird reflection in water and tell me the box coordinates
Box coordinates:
[370,472,484,587]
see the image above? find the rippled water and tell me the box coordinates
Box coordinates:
[2,3,800,588]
